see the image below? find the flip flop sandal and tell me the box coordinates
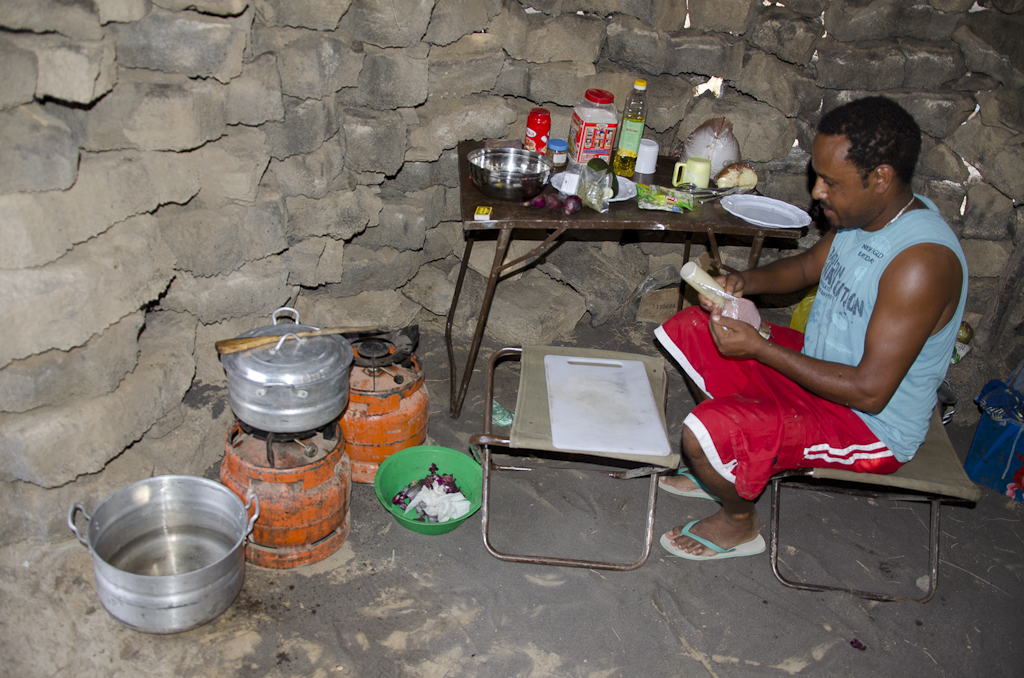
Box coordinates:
[659,520,766,561]
[657,467,718,501]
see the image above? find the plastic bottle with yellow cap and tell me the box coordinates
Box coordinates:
[613,79,648,178]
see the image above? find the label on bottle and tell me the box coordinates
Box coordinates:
[617,119,644,158]
[569,112,617,164]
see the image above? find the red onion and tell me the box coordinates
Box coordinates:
[563,195,582,214]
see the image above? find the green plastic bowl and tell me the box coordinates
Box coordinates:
[373,445,482,535]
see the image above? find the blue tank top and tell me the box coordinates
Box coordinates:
[801,196,967,462]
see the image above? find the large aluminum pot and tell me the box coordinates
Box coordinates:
[68,475,259,634]
[220,307,354,433]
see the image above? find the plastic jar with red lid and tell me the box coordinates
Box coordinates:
[567,89,618,165]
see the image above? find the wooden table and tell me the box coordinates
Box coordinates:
[445,140,805,418]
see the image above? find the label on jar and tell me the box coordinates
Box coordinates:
[568,112,617,164]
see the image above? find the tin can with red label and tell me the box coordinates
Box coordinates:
[524,108,551,154]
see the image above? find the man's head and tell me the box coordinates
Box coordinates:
[816,96,921,186]
[811,97,922,231]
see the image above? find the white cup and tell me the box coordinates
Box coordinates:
[635,138,659,174]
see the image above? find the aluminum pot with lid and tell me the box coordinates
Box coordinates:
[220,307,354,433]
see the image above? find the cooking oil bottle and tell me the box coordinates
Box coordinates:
[613,79,647,178]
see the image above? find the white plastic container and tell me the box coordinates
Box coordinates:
[567,89,618,165]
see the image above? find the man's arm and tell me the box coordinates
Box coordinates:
[723,230,836,298]
[710,242,963,414]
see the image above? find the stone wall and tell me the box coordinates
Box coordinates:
[1,0,1022,544]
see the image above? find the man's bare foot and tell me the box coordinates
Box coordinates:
[664,508,762,557]
[658,474,701,493]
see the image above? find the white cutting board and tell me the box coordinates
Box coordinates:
[544,355,671,456]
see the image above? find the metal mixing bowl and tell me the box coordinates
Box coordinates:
[467,147,554,201]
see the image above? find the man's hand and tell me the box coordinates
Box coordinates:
[697,272,747,312]
[708,310,764,358]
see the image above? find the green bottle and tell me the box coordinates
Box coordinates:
[613,79,648,178]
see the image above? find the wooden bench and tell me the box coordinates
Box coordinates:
[768,406,981,603]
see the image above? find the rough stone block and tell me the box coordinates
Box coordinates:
[467,239,539,283]
[226,54,286,126]
[401,264,457,317]
[644,74,695,134]
[153,0,248,15]
[356,186,444,252]
[0,311,144,414]
[160,257,294,323]
[815,38,906,91]
[0,215,175,366]
[0,311,197,488]
[7,33,116,105]
[977,90,1024,134]
[605,17,746,80]
[784,0,829,18]
[94,0,150,24]
[538,241,648,327]
[0,36,37,110]
[0,104,78,193]
[285,185,381,243]
[406,95,518,161]
[919,142,969,183]
[281,236,347,287]
[675,94,799,163]
[424,0,502,46]
[252,0,352,29]
[428,39,506,100]
[424,221,462,262]
[963,183,1016,241]
[825,0,960,42]
[269,133,347,199]
[952,11,1024,90]
[524,63,636,112]
[341,108,407,175]
[56,72,227,152]
[387,148,460,193]
[486,269,587,345]
[336,45,429,110]
[916,179,967,236]
[961,238,1012,278]
[337,0,434,48]
[194,126,271,206]
[926,0,976,10]
[322,244,428,297]
[493,56,530,98]
[822,89,976,140]
[899,38,967,89]
[274,31,363,100]
[687,0,761,35]
[937,114,1024,202]
[263,95,340,161]
[0,150,200,269]
[735,52,821,118]
[746,7,821,66]
[294,288,422,331]
[491,5,605,65]
[0,0,103,40]
[158,199,288,277]
[111,8,251,83]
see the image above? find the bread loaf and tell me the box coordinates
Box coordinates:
[715,163,757,189]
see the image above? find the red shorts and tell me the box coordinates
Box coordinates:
[655,306,902,500]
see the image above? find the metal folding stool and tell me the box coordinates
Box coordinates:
[470,345,681,571]
[770,406,981,603]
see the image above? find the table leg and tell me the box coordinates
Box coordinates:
[748,235,765,269]
[447,227,512,418]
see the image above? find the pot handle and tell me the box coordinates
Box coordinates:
[269,333,306,354]
[272,307,299,325]
[67,504,91,547]
[244,493,260,539]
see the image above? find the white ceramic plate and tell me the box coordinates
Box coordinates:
[550,172,637,202]
[721,195,811,229]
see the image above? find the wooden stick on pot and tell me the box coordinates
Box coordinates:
[216,327,380,355]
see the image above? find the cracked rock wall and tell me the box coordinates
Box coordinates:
[1,0,1022,544]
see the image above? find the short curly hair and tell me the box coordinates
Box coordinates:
[817,96,921,186]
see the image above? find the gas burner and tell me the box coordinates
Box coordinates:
[351,325,419,368]
[231,419,341,468]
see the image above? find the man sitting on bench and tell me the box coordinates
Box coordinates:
[654,96,968,560]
